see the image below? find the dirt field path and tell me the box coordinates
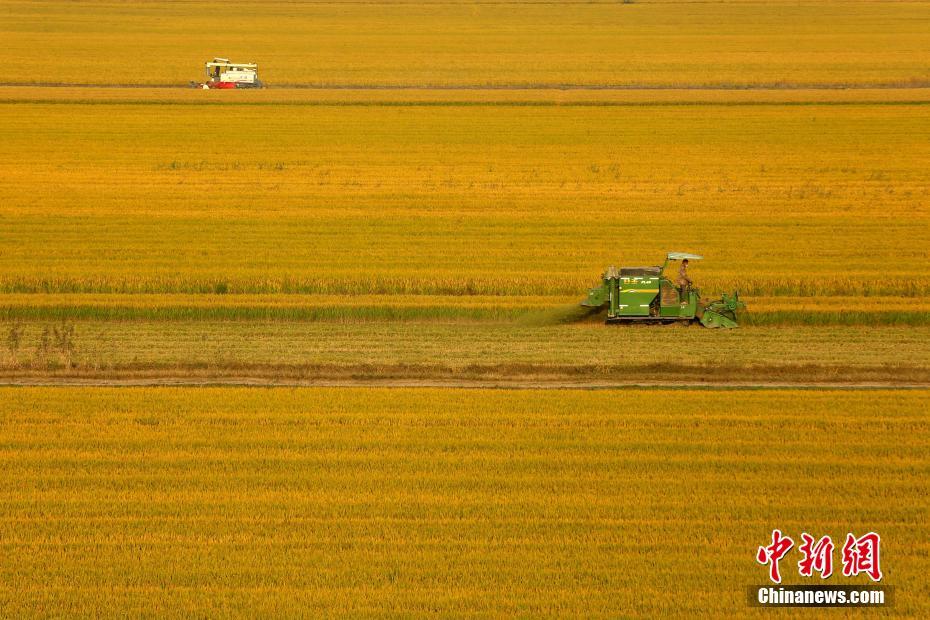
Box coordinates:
[2,377,926,390]
[5,82,930,90]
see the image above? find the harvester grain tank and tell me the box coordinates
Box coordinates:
[200,58,262,89]
[581,252,745,327]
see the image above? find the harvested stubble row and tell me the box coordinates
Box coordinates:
[2,322,928,386]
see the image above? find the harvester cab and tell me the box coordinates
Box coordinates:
[581,252,745,328]
[200,58,262,89]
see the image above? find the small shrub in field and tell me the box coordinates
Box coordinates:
[5,323,24,367]
[53,321,76,367]
[34,326,52,369]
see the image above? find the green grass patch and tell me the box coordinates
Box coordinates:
[2,302,929,327]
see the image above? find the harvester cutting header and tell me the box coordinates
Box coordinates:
[197,58,263,89]
[581,252,745,328]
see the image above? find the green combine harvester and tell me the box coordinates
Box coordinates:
[581,252,745,328]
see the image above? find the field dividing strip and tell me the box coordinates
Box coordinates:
[1,378,927,390]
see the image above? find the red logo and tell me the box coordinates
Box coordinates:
[798,533,834,579]
[756,529,794,584]
[842,532,883,582]
[758,530,882,583]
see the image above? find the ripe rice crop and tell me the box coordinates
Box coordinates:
[4,1,930,88]
[0,294,558,323]
[1,95,927,299]
[7,86,930,107]
[0,387,927,616]
[0,4,927,615]
[1,294,929,326]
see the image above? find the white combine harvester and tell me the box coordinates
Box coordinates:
[196,58,263,89]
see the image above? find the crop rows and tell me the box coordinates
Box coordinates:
[1,294,930,326]
[7,86,930,107]
[1,99,927,299]
[2,322,928,385]
[1,387,927,617]
[4,1,930,88]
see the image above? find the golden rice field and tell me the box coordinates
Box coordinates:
[1,1,928,616]
[1,387,927,617]
[4,0,930,88]
[1,88,928,298]
[2,293,930,324]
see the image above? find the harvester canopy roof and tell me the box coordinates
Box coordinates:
[667,252,703,261]
[205,58,258,70]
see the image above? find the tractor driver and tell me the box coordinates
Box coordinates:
[677,259,693,300]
